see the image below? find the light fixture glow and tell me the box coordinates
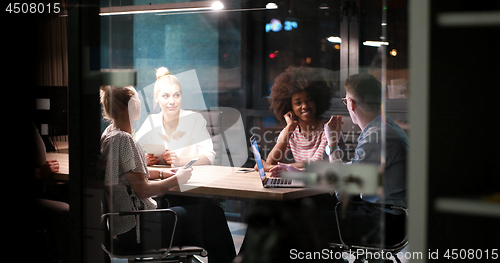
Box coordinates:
[100,8,210,16]
[99,1,288,16]
[266,3,278,9]
[363,41,389,47]
[319,4,330,10]
[99,1,224,16]
[211,1,224,10]
[327,36,342,43]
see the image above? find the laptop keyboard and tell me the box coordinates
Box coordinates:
[270,178,292,185]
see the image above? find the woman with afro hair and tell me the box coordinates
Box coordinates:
[262,66,337,174]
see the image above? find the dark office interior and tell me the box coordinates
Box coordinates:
[10,0,500,262]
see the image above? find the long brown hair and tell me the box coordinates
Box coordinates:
[99,85,136,121]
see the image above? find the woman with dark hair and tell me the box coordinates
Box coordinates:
[263,67,334,173]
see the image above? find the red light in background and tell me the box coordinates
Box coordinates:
[269,51,279,59]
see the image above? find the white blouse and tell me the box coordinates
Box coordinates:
[134,110,215,165]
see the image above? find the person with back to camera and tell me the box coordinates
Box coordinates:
[320,73,408,246]
[260,66,335,176]
[134,67,215,167]
[99,85,236,263]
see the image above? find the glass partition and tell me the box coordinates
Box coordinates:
[98,0,408,261]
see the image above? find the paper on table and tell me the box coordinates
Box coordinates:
[140,144,165,156]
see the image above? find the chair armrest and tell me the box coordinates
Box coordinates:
[101,208,177,220]
[341,200,409,215]
[118,208,177,216]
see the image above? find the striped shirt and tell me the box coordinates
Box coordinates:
[278,118,328,163]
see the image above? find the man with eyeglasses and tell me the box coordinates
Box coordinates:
[322,73,409,246]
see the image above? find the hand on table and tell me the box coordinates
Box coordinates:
[159,168,177,179]
[161,150,180,166]
[253,159,276,172]
[146,154,159,166]
[39,159,59,179]
[269,162,299,177]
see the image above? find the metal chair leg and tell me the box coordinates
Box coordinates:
[192,255,204,263]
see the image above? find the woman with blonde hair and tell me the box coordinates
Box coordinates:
[135,67,215,167]
[99,85,236,262]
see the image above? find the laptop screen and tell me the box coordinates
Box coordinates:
[250,136,266,181]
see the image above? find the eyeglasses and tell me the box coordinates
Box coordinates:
[341,97,355,106]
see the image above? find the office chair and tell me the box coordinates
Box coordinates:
[198,107,248,168]
[328,200,409,263]
[101,209,207,263]
[198,109,228,166]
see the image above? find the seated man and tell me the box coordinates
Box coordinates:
[321,73,408,246]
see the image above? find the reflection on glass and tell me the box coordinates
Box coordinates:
[263,1,342,98]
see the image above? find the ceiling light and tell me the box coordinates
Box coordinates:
[363,41,389,47]
[319,4,330,10]
[266,3,278,9]
[100,1,223,16]
[327,36,342,43]
[211,1,224,10]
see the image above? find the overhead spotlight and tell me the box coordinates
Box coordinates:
[211,1,224,10]
[266,3,278,9]
[319,4,330,10]
[327,36,342,43]
[363,41,389,47]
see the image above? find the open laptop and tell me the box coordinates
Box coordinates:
[250,135,305,188]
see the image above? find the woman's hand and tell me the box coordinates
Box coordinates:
[161,150,179,166]
[158,168,177,179]
[173,167,192,185]
[269,162,299,177]
[254,159,277,172]
[284,111,299,130]
[38,159,59,179]
[146,154,159,166]
[325,115,343,146]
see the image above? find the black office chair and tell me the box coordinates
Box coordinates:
[101,209,207,263]
[328,200,409,263]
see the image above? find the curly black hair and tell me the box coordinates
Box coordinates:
[268,67,333,124]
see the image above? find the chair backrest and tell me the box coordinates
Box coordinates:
[197,109,224,165]
[197,107,247,167]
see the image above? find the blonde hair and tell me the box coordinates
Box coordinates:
[153,67,182,97]
[100,85,137,121]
